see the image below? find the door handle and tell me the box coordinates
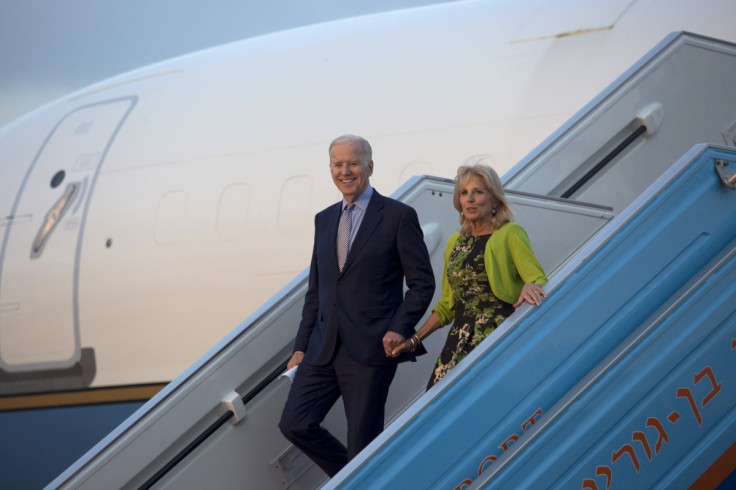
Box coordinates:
[31,183,79,259]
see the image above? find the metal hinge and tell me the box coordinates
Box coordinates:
[715,159,736,190]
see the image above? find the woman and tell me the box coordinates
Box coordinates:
[391,163,548,389]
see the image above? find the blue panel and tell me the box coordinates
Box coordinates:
[339,147,736,489]
[0,401,143,489]
[492,243,736,488]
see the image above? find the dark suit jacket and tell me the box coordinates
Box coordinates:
[294,190,435,366]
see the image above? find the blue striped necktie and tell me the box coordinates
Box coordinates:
[338,203,355,272]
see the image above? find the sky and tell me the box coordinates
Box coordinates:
[0,0,456,128]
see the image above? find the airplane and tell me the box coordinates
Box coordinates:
[51,31,736,489]
[1,0,736,487]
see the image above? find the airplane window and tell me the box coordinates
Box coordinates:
[155,190,187,245]
[217,184,250,241]
[50,170,65,188]
[278,176,312,233]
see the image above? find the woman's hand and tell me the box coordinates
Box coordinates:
[390,338,414,357]
[390,312,440,357]
[514,283,547,307]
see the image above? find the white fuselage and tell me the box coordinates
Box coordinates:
[1,0,735,389]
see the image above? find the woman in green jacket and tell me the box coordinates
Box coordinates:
[391,163,548,389]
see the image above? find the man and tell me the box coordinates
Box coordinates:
[279,134,435,477]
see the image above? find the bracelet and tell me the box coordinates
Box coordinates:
[411,334,420,352]
[408,337,417,352]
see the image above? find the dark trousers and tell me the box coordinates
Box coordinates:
[278,344,397,477]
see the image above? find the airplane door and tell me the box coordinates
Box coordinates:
[0,97,136,373]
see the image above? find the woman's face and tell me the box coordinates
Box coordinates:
[459,174,497,224]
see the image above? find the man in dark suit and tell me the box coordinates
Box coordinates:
[279,134,435,477]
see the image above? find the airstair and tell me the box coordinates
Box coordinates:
[50,32,736,489]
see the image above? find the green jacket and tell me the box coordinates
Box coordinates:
[433,222,548,326]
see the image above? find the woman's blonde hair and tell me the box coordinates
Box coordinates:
[453,159,513,237]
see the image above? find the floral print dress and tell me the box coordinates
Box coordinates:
[427,233,515,390]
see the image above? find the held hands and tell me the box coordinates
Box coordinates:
[514,283,547,308]
[383,331,405,357]
[389,332,422,357]
[390,312,438,357]
[390,337,413,357]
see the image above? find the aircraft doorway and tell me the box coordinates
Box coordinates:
[0,97,136,391]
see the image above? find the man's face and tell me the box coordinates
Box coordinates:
[329,141,373,202]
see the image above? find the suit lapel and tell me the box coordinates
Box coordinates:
[341,191,384,273]
[326,202,343,273]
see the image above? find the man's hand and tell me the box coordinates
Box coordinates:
[287,351,304,370]
[382,331,405,357]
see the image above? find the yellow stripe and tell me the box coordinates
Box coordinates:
[0,383,167,411]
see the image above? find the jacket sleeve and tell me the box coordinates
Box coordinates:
[508,225,548,287]
[389,205,436,338]
[293,215,320,353]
